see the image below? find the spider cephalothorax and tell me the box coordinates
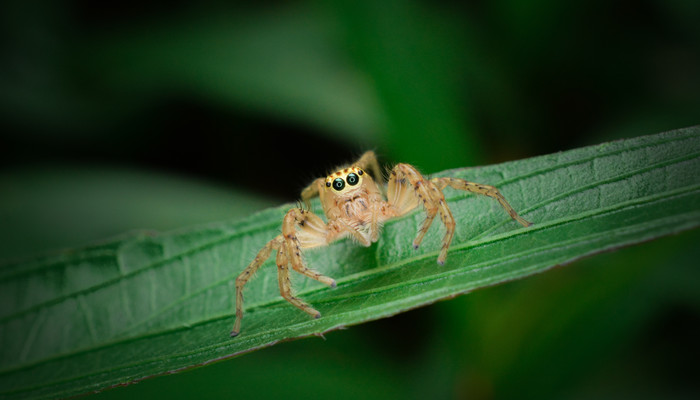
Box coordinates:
[230,151,531,337]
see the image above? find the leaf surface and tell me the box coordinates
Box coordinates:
[1,127,699,399]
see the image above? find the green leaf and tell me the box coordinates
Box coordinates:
[1,126,699,399]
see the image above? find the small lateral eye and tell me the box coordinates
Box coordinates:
[346,173,359,186]
[325,181,331,187]
[358,169,364,175]
[332,178,345,191]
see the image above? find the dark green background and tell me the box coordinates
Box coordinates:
[1,0,699,398]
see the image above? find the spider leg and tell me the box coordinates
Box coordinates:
[431,177,532,227]
[231,235,283,337]
[370,202,381,243]
[282,209,337,287]
[353,150,384,186]
[276,243,322,319]
[232,207,338,337]
[329,219,373,247]
[387,163,456,265]
[300,178,325,209]
[413,196,455,264]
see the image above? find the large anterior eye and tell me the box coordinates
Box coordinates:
[332,178,345,191]
[346,173,359,186]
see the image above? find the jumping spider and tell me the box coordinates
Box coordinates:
[230,151,531,337]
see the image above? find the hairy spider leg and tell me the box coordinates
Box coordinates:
[231,235,283,337]
[282,209,337,286]
[368,201,384,243]
[301,178,325,209]
[232,207,372,336]
[431,177,532,228]
[353,150,385,186]
[276,243,322,320]
[330,219,373,246]
[387,163,456,265]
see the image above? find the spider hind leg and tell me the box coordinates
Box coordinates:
[231,235,283,337]
[432,177,532,227]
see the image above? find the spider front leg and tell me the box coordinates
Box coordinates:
[231,208,335,337]
[281,209,337,288]
[387,163,456,265]
[301,178,325,209]
[353,150,385,186]
[275,242,322,319]
[386,164,532,266]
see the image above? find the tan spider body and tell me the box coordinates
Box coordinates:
[230,151,531,337]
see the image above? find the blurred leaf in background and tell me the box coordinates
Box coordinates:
[0,166,275,259]
[1,0,700,399]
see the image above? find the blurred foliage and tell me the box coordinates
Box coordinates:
[0,166,275,259]
[1,0,699,398]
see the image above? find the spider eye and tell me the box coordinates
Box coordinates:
[332,178,345,191]
[358,169,363,175]
[346,173,359,186]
